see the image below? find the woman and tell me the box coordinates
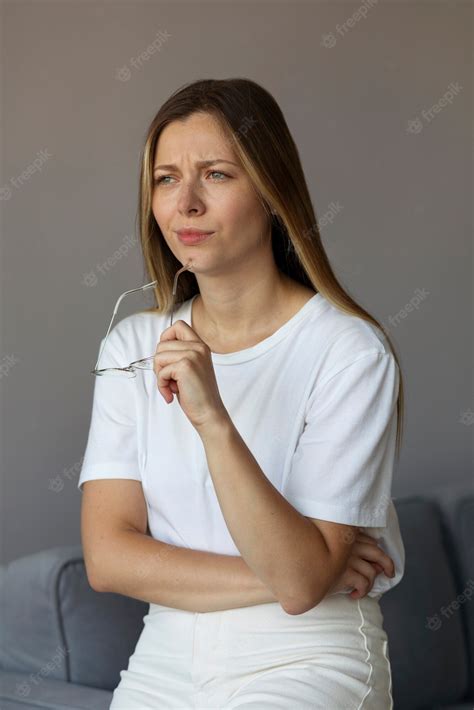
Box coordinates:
[79,78,405,709]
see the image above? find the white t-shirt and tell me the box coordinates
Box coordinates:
[78,291,405,597]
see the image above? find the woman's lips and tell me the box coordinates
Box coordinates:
[177,232,214,245]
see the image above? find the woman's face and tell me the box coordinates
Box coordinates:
[151,112,270,276]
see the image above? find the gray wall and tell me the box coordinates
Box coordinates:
[1,0,472,565]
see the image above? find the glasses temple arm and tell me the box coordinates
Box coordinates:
[168,262,192,328]
[93,260,193,373]
[94,280,157,371]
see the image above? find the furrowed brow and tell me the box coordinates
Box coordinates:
[153,159,239,174]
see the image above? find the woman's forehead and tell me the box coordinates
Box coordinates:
[155,115,236,163]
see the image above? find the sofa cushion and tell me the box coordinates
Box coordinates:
[381,497,469,710]
[427,490,474,704]
[452,495,474,699]
[61,562,148,690]
[0,545,148,691]
[0,669,112,710]
[0,547,84,681]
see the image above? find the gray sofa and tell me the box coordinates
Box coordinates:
[1,488,473,710]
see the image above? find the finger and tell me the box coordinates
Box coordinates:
[156,362,179,402]
[355,534,395,577]
[152,354,173,401]
[153,352,194,401]
[156,340,201,352]
[353,541,395,577]
[346,569,373,599]
[159,382,173,403]
[160,320,201,343]
[348,558,392,599]
[356,532,379,545]
[350,557,378,585]
[336,553,379,599]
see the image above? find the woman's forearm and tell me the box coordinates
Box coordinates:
[95,528,279,613]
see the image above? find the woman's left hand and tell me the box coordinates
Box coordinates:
[154,319,227,431]
[328,531,395,599]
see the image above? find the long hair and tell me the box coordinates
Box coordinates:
[135,77,405,459]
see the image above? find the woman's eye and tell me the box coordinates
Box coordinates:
[153,171,228,186]
[208,171,227,180]
[154,175,172,185]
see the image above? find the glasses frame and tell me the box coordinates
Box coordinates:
[91,262,193,378]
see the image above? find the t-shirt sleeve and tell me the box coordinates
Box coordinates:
[77,324,141,492]
[283,348,400,527]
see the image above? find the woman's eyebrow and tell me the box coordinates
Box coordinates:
[153,159,239,174]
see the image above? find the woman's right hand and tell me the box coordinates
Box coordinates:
[328,530,396,600]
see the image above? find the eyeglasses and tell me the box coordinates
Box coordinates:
[91,261,194,378]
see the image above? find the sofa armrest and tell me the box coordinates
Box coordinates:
[0,545,149,692]
[0,545,84,680]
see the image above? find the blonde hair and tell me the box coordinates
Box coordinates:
[134,77,405,459]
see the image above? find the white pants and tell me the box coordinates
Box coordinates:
[110,592,393,709]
